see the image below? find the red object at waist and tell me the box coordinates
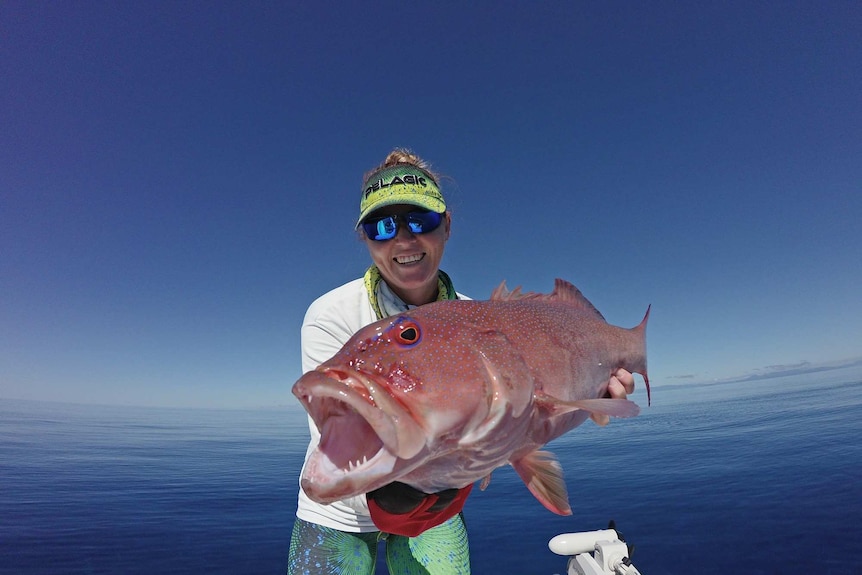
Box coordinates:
[367,484,474,537]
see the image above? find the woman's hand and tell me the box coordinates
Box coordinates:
[590,368,636,426]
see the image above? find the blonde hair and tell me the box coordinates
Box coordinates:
[364,148,440,186]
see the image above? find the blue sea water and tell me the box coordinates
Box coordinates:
[2,364,860,574]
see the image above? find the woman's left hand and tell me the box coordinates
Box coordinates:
[591,368,635,426]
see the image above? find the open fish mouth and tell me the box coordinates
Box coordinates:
[292,368,427,503]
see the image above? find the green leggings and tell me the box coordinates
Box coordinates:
[287,514,470,574]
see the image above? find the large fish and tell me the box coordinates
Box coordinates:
[292,279,649,515]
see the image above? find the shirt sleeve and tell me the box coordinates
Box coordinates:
[301,316,352,374]
[298,288,372,515]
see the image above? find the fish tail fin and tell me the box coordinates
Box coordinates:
[512,450,572,516]
[629,304,651,405]
[643,370,651,406]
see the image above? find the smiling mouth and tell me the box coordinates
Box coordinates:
[395,253,425,265]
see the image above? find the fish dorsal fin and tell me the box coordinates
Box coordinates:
[490,279,605,321]
[549,279,605,320]
[490,281,522,300]
[511,450,572,516]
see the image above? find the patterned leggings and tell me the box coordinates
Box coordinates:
[287,514,470,575]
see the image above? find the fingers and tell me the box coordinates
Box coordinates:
[607,369,635,398]
[590,413,610,426]
[592,369,636,426]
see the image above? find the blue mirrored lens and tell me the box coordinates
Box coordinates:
[361,211,443,241]
[407,211,442,234]
[377,217,397,239]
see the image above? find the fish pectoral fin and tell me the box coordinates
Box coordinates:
[511,450,572,516]
[535,394,640,418]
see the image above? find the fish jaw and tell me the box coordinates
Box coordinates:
[292,368,428,504]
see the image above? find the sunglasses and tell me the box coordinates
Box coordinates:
[361,210,444,241]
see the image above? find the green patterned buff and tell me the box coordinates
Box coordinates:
[364,265,457,320]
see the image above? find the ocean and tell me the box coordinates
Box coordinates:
[2,364,860,574]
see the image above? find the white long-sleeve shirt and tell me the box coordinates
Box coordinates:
[295,277,468,531]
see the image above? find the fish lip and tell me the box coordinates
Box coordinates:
[292,368,429,504]
[293,368,427,461]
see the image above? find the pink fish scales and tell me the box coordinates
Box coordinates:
[293,279,649,515]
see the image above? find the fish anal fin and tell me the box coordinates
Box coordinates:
[535,394,641,419]
[512,450,572,516]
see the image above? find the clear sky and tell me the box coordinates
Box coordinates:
[2,1,860,408]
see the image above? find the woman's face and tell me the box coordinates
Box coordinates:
[362,205,451,306]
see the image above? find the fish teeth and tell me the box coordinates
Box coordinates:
[346,454,370,472]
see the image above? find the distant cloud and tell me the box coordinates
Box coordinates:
[756,361,812,373]
[661,356,862,391]
[728,357,862,383]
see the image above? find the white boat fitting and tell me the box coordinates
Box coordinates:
[548,523,642,575]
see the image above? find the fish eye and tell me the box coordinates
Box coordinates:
[394,321,421,346]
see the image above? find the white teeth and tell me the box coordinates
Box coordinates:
[346,454,370,472]
[395,254,423,264]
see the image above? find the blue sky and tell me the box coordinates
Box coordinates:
[2,1,860,408]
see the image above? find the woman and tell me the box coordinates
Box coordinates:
[287,149,635,574]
